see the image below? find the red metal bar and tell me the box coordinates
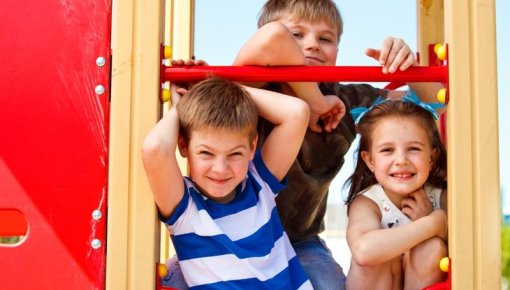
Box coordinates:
[162,65,448,83]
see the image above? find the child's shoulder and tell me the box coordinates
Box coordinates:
[351,184,386,211]
[348,191,382,218]
[249,150,286,194]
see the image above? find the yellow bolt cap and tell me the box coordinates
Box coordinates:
[437,88,447,104]
[439,257,449,272]
[434,43,442,54]
[164,46,172,59]
[161,89,171,103]
[158,263,168,278]
[437,45,446,61]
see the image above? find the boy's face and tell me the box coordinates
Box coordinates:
[279,16,339,66]
[179,126,257,204]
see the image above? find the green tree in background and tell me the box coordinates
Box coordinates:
[503,224,510,281]
[0,237,22,244]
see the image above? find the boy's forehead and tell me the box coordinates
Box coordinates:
[280,15,339,35]
[190,125,253,142]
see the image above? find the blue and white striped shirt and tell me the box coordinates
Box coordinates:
[162,151,313,289]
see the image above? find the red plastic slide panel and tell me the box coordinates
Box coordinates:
[0,0,111,289]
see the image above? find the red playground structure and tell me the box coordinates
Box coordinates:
[0,0,500,289]
[0,1,111,289]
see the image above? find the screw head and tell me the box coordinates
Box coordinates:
[95,85,105,95]
[92,210,102,220]
[96,57,106,67]
[91,239,102,249]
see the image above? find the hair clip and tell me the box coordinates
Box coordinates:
[349,90,445,124]
[401,90,444,120]
[350,96,388,124]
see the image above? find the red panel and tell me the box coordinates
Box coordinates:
[0,0,111,289]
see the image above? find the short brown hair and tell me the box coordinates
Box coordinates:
[176,77,258,144]
[257,0,343,41]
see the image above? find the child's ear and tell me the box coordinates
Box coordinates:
[361,151,374,172]
[177,134,188,157]
[249,135,258,159]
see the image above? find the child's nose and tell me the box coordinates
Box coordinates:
[212,159,228,172]
[303,36,319,50]
[394,152,409,165]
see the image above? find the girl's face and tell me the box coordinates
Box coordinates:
[361,117,436,206]
[279,16,339,66]
[179,126,256,204]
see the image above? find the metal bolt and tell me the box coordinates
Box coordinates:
[92,210,102,220]
[96,57,106,67]
[91,239,102,249]
[95,85,105,95]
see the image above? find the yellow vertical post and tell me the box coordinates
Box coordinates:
[107,0,165,289]
[416,0,444,65]
[159,0,173,263]
[159,0,195,264]
[445,0,500,289]
[172,0,194,60]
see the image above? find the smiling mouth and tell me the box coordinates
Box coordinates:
[306,56,323,64]
[208,177,231,184]
[391,173,414,179]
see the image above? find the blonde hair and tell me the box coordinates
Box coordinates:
[258,0,343,41]
[176,77,258,143]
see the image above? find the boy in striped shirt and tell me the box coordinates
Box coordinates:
[142,77,313,289]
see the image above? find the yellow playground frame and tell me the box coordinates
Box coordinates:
[106,0,500,289]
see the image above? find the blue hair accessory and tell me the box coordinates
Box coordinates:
[349,90,444,124]
[401,90,444,120]
[350,96,388,124]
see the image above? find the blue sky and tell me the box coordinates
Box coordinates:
[194,0,509,214]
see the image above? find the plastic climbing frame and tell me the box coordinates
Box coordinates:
[0,0,111,289]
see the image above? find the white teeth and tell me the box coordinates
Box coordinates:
[393,173,412,178]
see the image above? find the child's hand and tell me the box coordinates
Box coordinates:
[170,59,208,99]
[401,188,433,221]
[308,95,345,133]
[171,59,208,66]
[169,82,187,107]
[365,37,417,74]
[321,95,346,132]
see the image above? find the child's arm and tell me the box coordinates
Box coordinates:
[235,22,344,133]
[234,22,307,70]
[365,37,444,104]
[347,195,447,266]
[242,86,309,181]
[141,85,186,219]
